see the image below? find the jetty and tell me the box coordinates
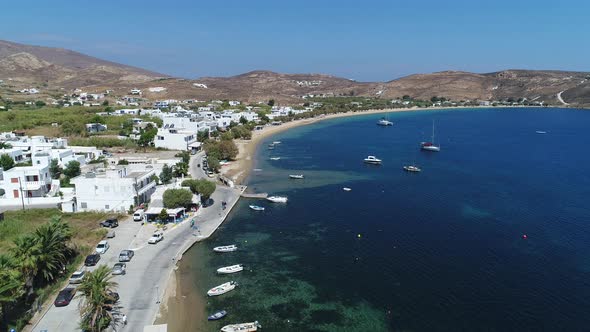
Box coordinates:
[241,192,269,199]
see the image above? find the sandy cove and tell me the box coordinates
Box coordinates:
[221,106,476,184]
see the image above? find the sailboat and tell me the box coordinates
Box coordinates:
[377,116,393,126]
[421,121,441,152]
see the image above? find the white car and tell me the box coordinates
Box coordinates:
[96,240,110,254]
[148,232,164,244]
[69,270,86,284]
[133,209,145,222]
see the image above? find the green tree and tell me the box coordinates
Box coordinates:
[197,129,209,142]
[173,162,189,177]
[268,99,275,106]
[0,254,24,331]
[49,158,62,179]
[138,126,157,148]
[77,265,119,332]
[0,154,14,171]
[0,142,12,149]
[63,160,81,178]
[163,189,193,208]
[175,151,190,164]
[207,156,220,172]
[196,179,216,202]
[61,121,85,136]
[10,234,39,292]
[239,116,248,125]
[35,101,46,107]
[117,159,129,165]
[218,140,239,160]
[33,218,72,283]
[6,112,15,121]
[159,164,173,184]
[102,100,109,106]
[158,208,168,222]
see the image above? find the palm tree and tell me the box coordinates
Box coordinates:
[0,254,24,330]
[34,223,69,283]
[10,234,39,293]
[77,265,119,332]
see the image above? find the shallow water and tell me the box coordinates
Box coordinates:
[177,108,590,331]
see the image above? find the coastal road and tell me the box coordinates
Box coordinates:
[189,151,208,179]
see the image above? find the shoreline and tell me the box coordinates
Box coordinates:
[221,105,518,184]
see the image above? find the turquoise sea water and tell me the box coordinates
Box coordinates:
[182,108,590,331]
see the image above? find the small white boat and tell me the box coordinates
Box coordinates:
[272,141,282,144]
[207,281,238,296]
[217,264,244,274]
[363,156,382,164]
[269,157,281,161]
[221,321,261,332]
[249,205,265,211]
[377,118,393,126]
[267,196,288,203]
[208,310,227,321]
[403,165,421,172]
[289,174,304,179]
[342,187,352,192]
[213,245,238,253]
[536,130,547,134]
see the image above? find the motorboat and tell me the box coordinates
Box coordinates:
[267,196,288,203]
[213,245,238,253]
[208,310,227,321]
[421,121,440,151]
[272,141,282,144]
[217,264,244,274]
[249,205,265,211]
[377,118,393,126]
[269,157,281,161]
[342,187,352,191]
[403,165,421,172]
[289,174,304,179]
[536,130,547,134]
[207,281,238,296]
[363,156,382,164]
[221,321,261,332]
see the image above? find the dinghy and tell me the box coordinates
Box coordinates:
[208,310,227,321]
[217,264,244,274]
[207,281,238,296]
[213,245,238,253]
[221,321,261,332]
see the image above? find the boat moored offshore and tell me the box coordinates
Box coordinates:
[213,245,238,253]
[221,321,262,332]
[403,165,421,172]
[267,196,288,203]
[289,174,304,179]
[363,156,382,164]
[249,205,265,211]
[377,118,393,126]
[208,310,227,321]
[217,264,244,274]
[207,281,238,296]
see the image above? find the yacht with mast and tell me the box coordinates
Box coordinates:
[421,121,440,152]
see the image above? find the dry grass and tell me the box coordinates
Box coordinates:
[0,208,120,255]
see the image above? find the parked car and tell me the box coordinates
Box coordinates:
[133,209,145,222]
[106,230,116,238]
[118,249,134,262]
[54,287,76,307]
[69,270,86,284]
[104,291,120,311]
[148,232,164,244]
[96,240,110,254]
[84,254,101,266]
[112,263,126,275]
[100,218,119,228]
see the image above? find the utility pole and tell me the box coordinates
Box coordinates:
[18,177,25,211]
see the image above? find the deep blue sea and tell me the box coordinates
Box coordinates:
[181,108,590,331]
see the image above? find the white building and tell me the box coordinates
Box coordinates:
[0,164,53,200]
[32,149,85,168]
[162,117,214,133]
[229,100,241,106]
[154,128,199,151]
[0,148,26,164]
[70,166,156,212]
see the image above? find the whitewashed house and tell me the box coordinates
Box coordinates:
[0,148,26,164]
[32,149,85,168]
[86,123,108,133]
[70,166,156,212]
[229,100,241,106]
[154,128,199,151]
[0,164,53,200]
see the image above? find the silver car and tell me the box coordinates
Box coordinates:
[112,263,126,275]
[118,249,134,262]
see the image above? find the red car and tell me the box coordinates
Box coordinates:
[54,287,76,307]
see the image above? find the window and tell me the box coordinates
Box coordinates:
[81,202,87,208]
[11,178,18,183]
[105,205,110,210]
[13,190,19,198]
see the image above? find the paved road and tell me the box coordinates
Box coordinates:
[31,154,242,332]
[189,151,208,179]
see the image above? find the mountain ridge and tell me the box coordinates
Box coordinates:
[1,39,589,106]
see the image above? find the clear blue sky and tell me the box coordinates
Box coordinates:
[1,0,588,81]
